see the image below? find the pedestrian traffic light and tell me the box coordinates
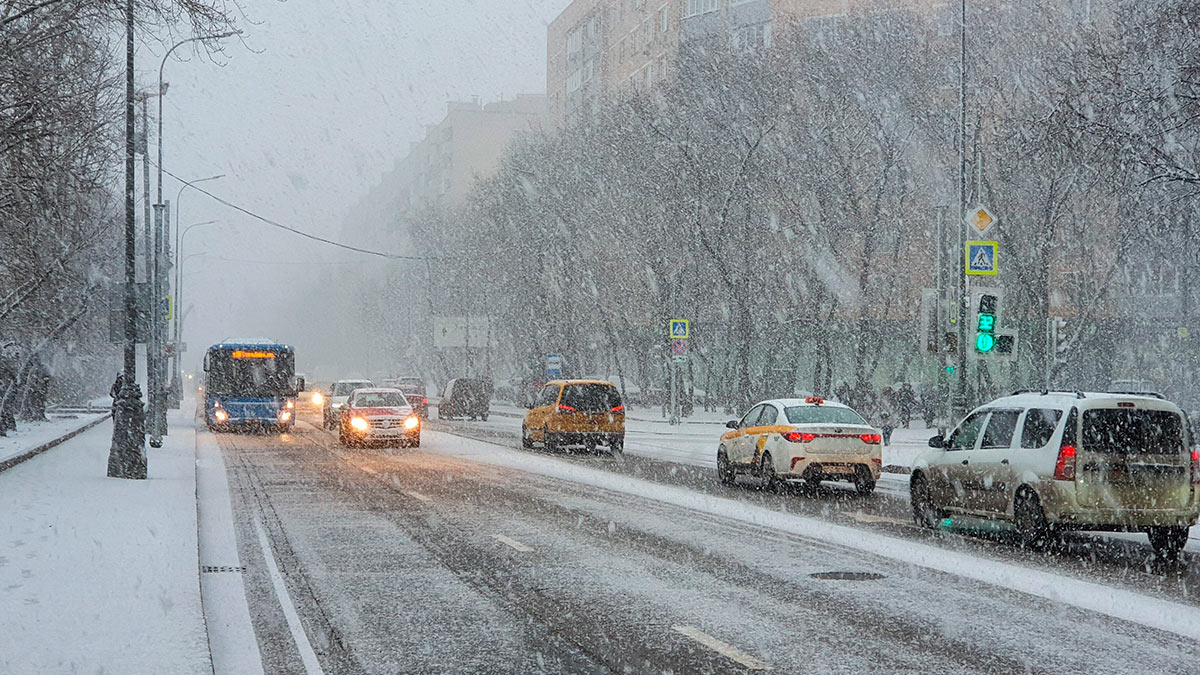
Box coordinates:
[974,292,998,354]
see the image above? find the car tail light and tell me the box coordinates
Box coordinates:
[871,457,882,465]
[805,396,824,405]
[790,457,806,469]
[422,397,428,405]
[557,404,576,414]
[610,405,625,412]
[1191,449,1200,485]
[861,434,882,444]
[1054,444,1077,481]
[783,431,816,443]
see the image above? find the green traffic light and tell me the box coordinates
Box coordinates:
[976,332,996,352]
[977,314,995,331]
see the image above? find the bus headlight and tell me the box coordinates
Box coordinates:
[312,391,324,406]
[350,417,369,432]
[286,400,295,409]
[279,410,292,423]
[214,409,228,422]
[404,416,420,430]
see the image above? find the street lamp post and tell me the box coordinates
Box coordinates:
[174,222,217,378]
[168,177,222,407]
[150,30,237,435]
[108,0,146,479]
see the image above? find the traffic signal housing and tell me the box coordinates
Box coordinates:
[970,288,1017,361]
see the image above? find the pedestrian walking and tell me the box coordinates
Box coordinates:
[896,382,917,428]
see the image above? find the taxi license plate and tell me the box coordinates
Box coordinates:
[822,464,854,474]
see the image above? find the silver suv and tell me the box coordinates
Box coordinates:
[911,391,1199,559]
[323,379,374,429]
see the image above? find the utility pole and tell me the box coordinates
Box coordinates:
[108,0,147,480]
[953,0,970,421]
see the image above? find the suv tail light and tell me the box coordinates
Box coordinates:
[861,433,882,445]
[610,405,625,413]
[783,431,816,443]
[1191,449,1200,485]
[557,403,576,414]
[1054,445,1076,481]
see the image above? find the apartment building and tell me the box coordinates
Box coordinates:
[344,95,548,243]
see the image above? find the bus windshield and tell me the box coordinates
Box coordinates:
[206,349,295,397]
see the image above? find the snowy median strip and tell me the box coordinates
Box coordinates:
[426,430,1200,642]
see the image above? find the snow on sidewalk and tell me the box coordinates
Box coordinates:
[0,411,109,467]
[0,413,210,674]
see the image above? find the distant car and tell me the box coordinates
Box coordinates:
[323,379,374,429]
[437,378,491,420]
[912,391,1200,558]
[338,387,420,447]
[381,376,428,419]
[522,380,624,455]
[717,397,881,495]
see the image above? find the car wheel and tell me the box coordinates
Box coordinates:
[1148,526,1189,561]
[1014,489,1055,551]
[409,436,421,449]
[339,430,350,447]
[481,412,489,421]
[910,473,944,529]
[760,452,777,492]
[610,438,623,456]
[521,424,534,449]
[853,465,876,496]
[717,447,735,485]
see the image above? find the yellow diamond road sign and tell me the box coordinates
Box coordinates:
[968,206,997,234]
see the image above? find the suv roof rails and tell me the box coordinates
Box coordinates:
[1008,389,1087,399]
[1108,390,1166,400]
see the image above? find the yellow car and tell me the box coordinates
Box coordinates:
[522,380,624,455]
[718,397,882,494]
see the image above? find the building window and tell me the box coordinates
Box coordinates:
[583,58,595,82]
[659,5,669,31]
[567,28,581,54]
[683,0,719,19]
[567,69,582,93]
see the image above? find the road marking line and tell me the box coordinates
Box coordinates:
[672,625,772,671]
[492,534,534,553]
[852,513,911,526]
[403,490,431,503]
[253,518,325,675]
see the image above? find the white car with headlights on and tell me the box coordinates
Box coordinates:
[717,397,882,494]
[338,388,421,448]
[323,378,374,429]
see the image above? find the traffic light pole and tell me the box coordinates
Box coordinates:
[953,0,970,422]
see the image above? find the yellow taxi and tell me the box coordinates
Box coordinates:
[522,380,624,455]
[718,397,882,494]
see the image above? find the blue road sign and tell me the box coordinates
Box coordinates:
[545,353,563,377]
[965,241,998,276]
[669,319,690,339]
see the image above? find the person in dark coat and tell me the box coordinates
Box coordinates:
[896,382,918,428]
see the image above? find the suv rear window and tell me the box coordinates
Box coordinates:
[1082,409,1184,455]
[560,384,621,412]
[784,407,867,425]
[335,381,371,396]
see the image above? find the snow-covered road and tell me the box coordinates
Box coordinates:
[207,404,1200,673]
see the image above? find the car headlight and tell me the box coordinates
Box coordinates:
[331,401,343,409]
[279,410,292,423]
[350,416,369,431]
[214,409,228,422]
[312,391,325,405]
[404,416,420,430]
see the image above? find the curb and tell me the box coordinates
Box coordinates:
[0,413,113,474]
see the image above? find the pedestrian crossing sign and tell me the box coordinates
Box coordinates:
[669,319,689,339]
[965,241,998,276]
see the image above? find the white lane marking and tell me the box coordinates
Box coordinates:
[253,518,325,675]
[357,465,378,474]
[403,490,431,503]
[492,534,534,553]
[672,625,772,671]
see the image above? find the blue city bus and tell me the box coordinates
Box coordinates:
[202,341,305,431]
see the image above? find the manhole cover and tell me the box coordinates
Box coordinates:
[809,571,886,581]
[201,565,247,574]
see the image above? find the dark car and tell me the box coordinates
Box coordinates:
[438,378,491,421]
[382,376,428,419]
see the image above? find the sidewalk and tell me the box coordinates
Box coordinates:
[0,410,211,674]
[0,409,109,468]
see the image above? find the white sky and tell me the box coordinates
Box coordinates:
[144,0,566,370]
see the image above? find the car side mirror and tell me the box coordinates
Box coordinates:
[928,435,945,449]
[726,420,739,429]
[295,376,305,392]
